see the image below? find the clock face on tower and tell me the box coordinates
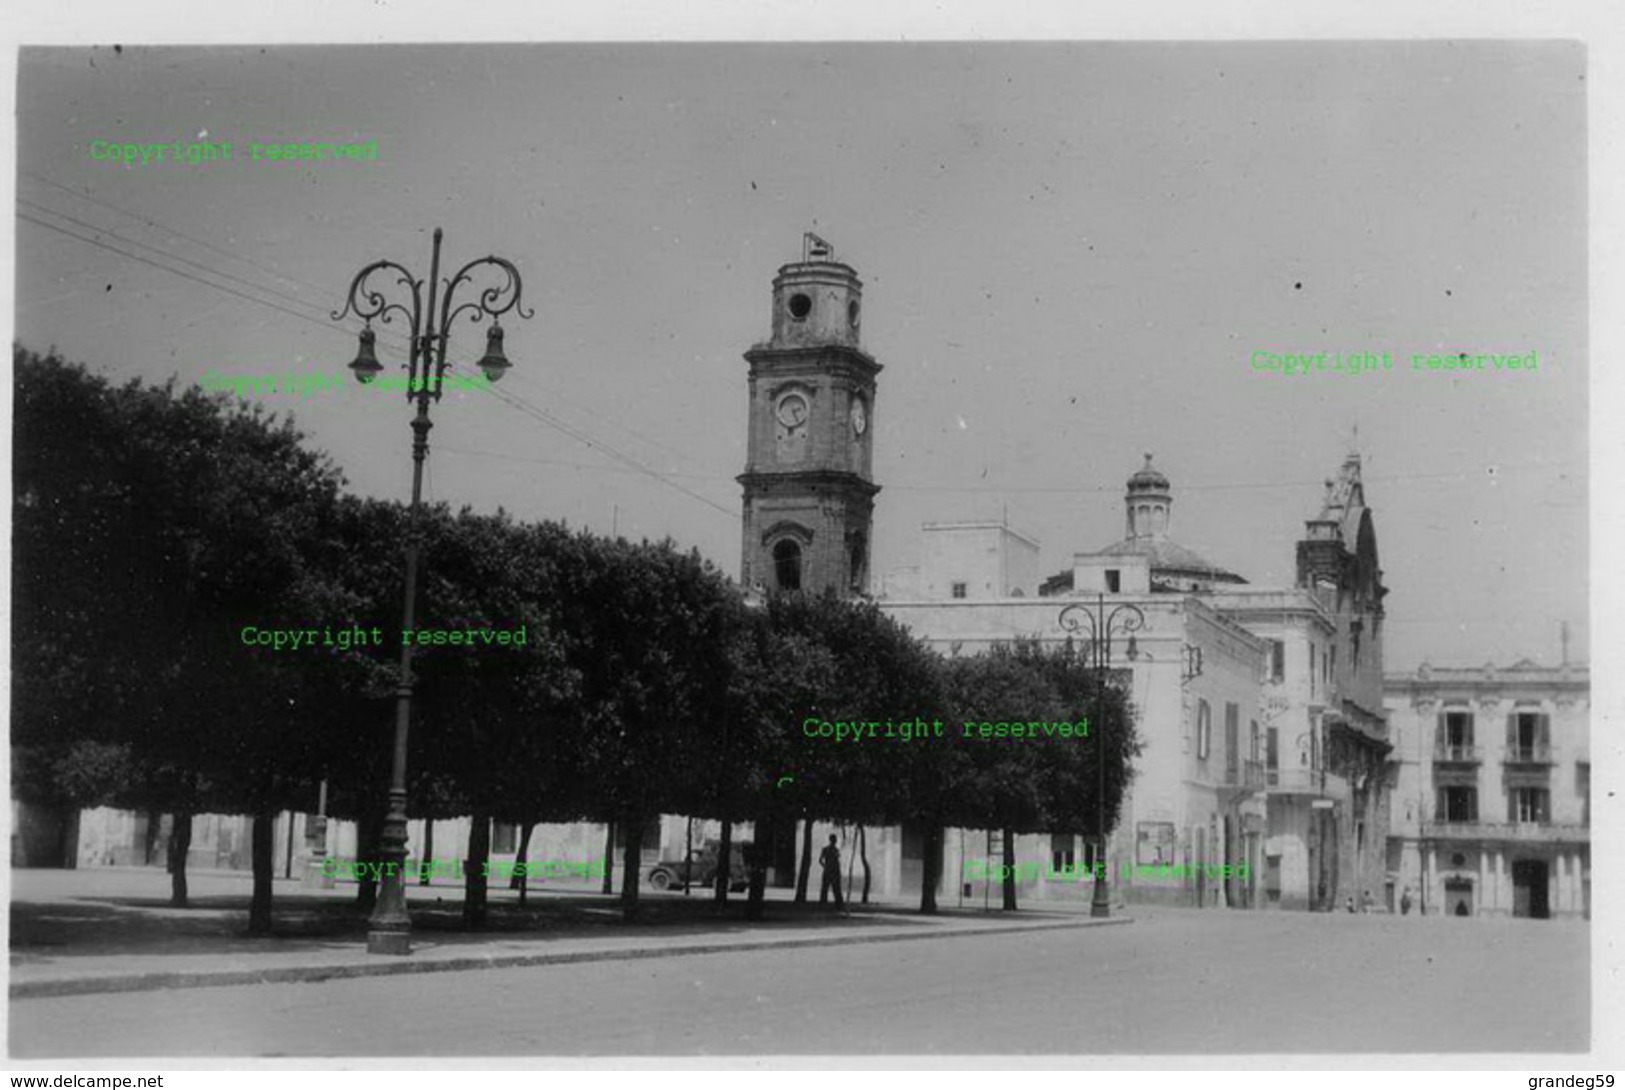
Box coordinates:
[776,392,809,429]
[850,397,868,436]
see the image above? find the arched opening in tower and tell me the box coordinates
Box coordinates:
[773,539,803,592]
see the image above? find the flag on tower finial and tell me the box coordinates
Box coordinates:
[804,232,833,261]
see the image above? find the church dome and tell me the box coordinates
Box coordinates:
[1102,454,1246,590]
[1093,535,1247,589]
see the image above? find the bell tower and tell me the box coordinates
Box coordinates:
[739,235,880,596]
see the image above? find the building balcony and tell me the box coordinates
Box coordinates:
[1220,760,1266,792]
[1433,744,1481,764]
[1420,820,1588,844]
[1503,745,1555,765]
[1266,765,1321,795]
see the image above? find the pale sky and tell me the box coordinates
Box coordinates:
[14,41,1588,672]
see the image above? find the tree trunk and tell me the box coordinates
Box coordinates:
[619,816,643,922]
[168,810,192,907]
[844,824,857,910]
[420,818,435,885]
[249,807,275,936]
[745,813,771,921]
[859,824,872,905]
[516,821,536,909]
[601,822,615,894]
[58,809,80,869]
[683,817,694,898]
[284,810,296,879]
[794,818,814,903]
[919,824,940,915]
[510,821,534,889]
[713,820,732,903]
[143,809,163,866]
[464,810,491,929]
[355,809,382,910]
[1001,826,1018,911]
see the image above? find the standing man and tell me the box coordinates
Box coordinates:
[818,834,844,910]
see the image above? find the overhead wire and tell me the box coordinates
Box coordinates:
[17,182,1583,520]
[18,211,368,343]
[18,188,741,522]
[22,170,707,473]
[19,196,370,332]
[873,463,1581,494]
[23,169,315,293]
[422,436,1577,495]
[441,362,740,521]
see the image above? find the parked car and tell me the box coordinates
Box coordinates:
[646,839,749,892]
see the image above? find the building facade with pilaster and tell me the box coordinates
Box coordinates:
[1384,661,1590,919]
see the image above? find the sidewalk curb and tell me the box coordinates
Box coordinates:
[10,915,1132,1000]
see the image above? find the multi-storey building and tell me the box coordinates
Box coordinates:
[1202,587,1338,909]
[1207,453,1392,912]
[1384,660,1590,918]
[880,450,1392,912]
[884,541,1270,910]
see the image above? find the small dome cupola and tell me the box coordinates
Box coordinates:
[1125,453,1172,539]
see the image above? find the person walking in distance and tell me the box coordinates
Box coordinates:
[818,834,844,909]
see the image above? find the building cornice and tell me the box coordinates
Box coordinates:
[744,344,882,376]
[737,470,881,497]
[1385,667,1590,697]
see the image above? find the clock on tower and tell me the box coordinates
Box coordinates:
[738,235,880,596]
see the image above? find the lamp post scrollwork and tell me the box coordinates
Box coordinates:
[333,227,531,956]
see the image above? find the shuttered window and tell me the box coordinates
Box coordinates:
[1507,710,1551,760]
[1437,786,1477,823]
[1508,787,1549,824]
[1225,703,1239,780]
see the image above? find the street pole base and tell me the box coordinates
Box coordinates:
[367,929,412,956]
[1091,876,1112,918]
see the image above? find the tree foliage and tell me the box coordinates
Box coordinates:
[13,345,1147,926]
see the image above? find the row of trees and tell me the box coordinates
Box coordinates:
[12,347,1140,932]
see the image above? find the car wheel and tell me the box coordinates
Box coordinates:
[649,869,673,891]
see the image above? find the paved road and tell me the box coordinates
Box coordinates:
[9,907,1587,1057]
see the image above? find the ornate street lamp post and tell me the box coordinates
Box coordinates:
[334,227,530,955]
[1058,592,1144,919]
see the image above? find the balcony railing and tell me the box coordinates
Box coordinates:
[1503,745,1555,765]
[1266,765,1320,794]
[1433,744,1481,763]
[1420,820,1587,844]
[1221,760,1265,790]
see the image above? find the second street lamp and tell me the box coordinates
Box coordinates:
[1057,592,1144,919]
[334,226,531,956]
